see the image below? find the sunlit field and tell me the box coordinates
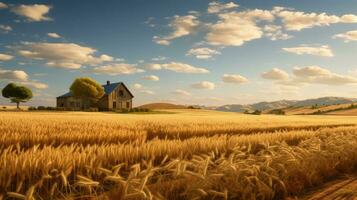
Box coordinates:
[2,110,357,199]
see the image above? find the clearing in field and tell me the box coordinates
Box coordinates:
[2,110,357,199]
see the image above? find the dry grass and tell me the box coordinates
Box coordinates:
[1,110,357,199]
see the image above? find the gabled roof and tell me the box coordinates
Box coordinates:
[57,82,134,98]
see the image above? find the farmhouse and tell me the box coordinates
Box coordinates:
[57,81,133,111]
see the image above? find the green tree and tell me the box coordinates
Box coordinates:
[70,77,104,108]
[2,83,33,109]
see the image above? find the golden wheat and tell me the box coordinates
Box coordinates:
[1,110,357,199]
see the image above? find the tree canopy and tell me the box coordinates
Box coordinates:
[70,77,104,103]
[2,83,33,109]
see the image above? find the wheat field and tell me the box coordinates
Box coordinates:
[1,110,357,199]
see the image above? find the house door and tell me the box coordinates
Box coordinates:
[113,102,116,109]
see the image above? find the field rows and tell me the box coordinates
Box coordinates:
[1,111,357,199]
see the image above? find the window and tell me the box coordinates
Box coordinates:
[126,102,130,108]
[76,102,80,108]
[118,90,124,97]
[113,102,116,109]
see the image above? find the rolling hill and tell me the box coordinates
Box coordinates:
[214,97,357,113]
[137,103,188,109]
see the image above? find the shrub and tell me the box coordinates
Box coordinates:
[269,109,285,115]
[37,106,46,110]
[252,110,262,115]
[28,106,37,111]
[84,107,98,112]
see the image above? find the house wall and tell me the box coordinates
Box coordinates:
[98,95,109,111]
[56,97,83,110]
[107,84,133,110]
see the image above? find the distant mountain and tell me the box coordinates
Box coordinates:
[215,97,357,112]
[138,103,187,109]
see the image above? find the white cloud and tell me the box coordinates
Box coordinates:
[222,74,248,84]
[20,80,48,89]
[153,15,199,45]
[261,68,289,80]
[146,63,163,70]
[186,47,221,59]
[0,68,48,89]
[0,25,12,33]
[151,56,167,61]
[206,9,274,46]
[207,2,238,14]
[152,36,170,46]
[340,14,357,23]
[271,66,357,86]
[173,89,191,96]
[140,90,155,95]
[132,83,143,90]
[92,63,144,75]
[282,45,334,57]
[143,75,159,81]
[17,42,114,69]
[276,9,357,31]
[293,66,357,85]
[47,32,61,38]
[333,30,357,42]
[0,69,28,81]
[0,2,7,9]
[147,62,209,73]
[0,53,14,61]
[11,4,52,22]
[293,66,331,77]
[191,81,215,90]
[264,25,292,40]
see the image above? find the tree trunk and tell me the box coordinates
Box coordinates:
[16,102,20,109]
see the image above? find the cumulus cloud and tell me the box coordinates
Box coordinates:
[17,42,114,69]
[132,83,143,90]
[340,14,357,23]
[276,8,357,31]
[186,47,221,59]
[282,45,334,57]
[92,63,144,75]
[0,25,12,33]
[293,66,331,77]
[151,56,167,61]
[153,15,199,45]
[293,66,357,85]
[267,66,357,86]
[147,62,209,73]
[173,89,191,96]
[206,9,274,46]
[261,68,289,80]
[0,2,7,9]
[222,74,248,84]
[143,75,159,81]
[0,68,47,89]
[264,25,292,40]
[207,2,238,14]
[21,80,48,89]
[333,30,357,42]
[47,32,61,38]
[140,90,155,95]
[11,4,52,22]
[0,53,14,61]
[191,81,215,90]
[0,69,28,81]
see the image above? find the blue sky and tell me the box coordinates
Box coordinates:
[0,0,357,106]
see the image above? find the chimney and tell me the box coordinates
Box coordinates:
[106,80,110,85]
